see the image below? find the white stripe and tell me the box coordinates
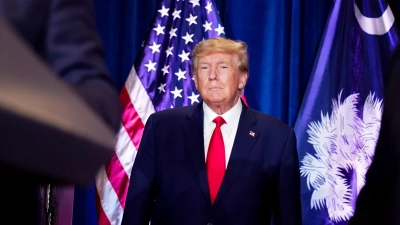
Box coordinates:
[115,124,138,178]
[125,68,156,125]
[354,1,395,35]
[96,166,124,225]
[97,68,156,225]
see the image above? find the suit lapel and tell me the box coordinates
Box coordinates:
[182,103,211,204]
[214,105,260,204]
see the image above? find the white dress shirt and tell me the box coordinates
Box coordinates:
[203,99,242,168]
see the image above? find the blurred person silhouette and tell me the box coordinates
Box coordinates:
[349,45,400,225]
[0,0,121,224]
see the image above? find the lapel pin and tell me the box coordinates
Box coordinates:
[249,131,255,137]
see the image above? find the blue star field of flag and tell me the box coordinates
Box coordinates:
[135,0,225,111]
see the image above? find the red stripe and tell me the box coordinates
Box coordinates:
[104,153,130,208]
[119,86,146,148]
[99,85,146,210]
[96,188,112,225]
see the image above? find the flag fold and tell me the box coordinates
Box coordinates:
[294,0,399,224]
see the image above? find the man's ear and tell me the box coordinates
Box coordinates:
[193,73,199,89]
[238,73,248,90]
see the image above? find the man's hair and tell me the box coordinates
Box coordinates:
[191,38,249,75]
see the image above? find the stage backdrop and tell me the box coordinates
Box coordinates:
[72,1,333,225]
[68,0,400,225]
[94,0,333,126]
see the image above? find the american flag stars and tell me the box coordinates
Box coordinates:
[158,5,169,17]
[158,83,166,93]
[99,1,227,223]
[149,42,161,53]
[189,0,200,8]
[153,23,165,35]
[169,28,178,38]
[205,2,212,13]
[215,24,225,35]
[175,69,187,80]
[166,46,174,56]
[144,60,156,72]
[203,20,212,31]
[171,87,183,99]
[136,0,225,110]
[161,65,169,75]
[182,32,194,44]
[186,14,198,26]
[178,50,190,62]
[188,92,200,104]
[172,9,181,20]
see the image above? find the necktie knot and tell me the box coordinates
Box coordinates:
[213,116,225,128]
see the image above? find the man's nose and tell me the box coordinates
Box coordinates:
[209,67,218,80]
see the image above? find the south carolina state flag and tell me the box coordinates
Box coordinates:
[294,0,399,224]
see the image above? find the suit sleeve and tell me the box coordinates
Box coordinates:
[274,128,302,225]
[45,0,121,132]
[122,115,156,225]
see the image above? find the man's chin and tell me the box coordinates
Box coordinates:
[203,98,225,105]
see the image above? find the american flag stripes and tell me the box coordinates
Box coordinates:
[95,0,225,224]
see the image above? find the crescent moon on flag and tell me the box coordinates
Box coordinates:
[354,1,395,35]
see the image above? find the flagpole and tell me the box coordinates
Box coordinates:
[45,183,56,225]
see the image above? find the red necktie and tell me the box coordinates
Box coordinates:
[206,116,226,204]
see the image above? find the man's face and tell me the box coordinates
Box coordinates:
[193,52,247,112]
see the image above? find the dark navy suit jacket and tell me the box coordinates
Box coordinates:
[122,102,301,225]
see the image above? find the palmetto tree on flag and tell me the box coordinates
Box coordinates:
[294,0,399,224]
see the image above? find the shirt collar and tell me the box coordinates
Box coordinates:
[203,99,242,128]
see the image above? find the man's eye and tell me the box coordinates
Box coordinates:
[201,66,209,70]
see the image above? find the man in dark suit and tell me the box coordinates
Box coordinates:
[349,46,400,225]
[121,38,301,225]
[0,0,121,224]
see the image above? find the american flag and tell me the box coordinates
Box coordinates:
[95,0,225,224]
